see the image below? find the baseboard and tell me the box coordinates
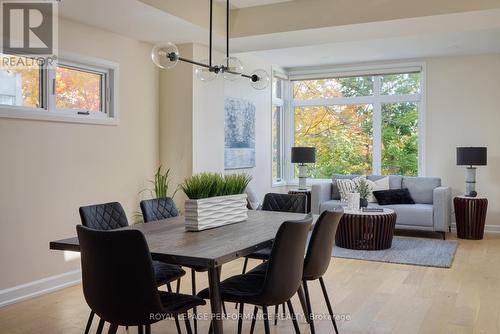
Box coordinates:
[450,223,500,234]
[0,269,81,308]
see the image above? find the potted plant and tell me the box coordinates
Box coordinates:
[180,173,252,231]
[355,178,372,208]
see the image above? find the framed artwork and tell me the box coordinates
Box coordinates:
[224,97,256,170]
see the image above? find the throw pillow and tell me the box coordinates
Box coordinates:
[373,188,415,205]
[336,179,356,202]
[367,176,390,202]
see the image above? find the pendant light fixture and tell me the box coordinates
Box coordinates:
[151,0,270,90]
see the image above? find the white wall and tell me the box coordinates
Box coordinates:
[0,18,159,290]
[426,54,500,227]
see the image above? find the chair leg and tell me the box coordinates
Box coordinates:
[184,315,193,334]
[237,303,244,334]
[138,326,143,334]
[96,319,105,334]
[263,306,271,334]
[319,277,339,334]
[303,280,316,334]
[274,304,279,325]
[107,324,118,334]
[176,278,181,293]
[250,306,258,334]
[167,283,182,334]
[84,311,94,334]
[191,269,198,334]
[145,324,151,334]
[242,257,249,274]
[297,285,310,324]
[287,300,301,334]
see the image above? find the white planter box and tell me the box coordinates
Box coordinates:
[184,193,248,231]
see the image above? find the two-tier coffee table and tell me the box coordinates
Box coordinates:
[335,208,397,250]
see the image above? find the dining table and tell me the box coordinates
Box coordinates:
[49,209,313,334]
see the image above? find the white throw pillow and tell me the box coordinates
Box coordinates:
[367,176,390,202]
[336,179,356,202]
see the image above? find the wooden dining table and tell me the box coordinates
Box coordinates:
[49,209,312,334]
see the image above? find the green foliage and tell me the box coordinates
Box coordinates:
[181,173,252,200]
[294,74,420,178]
[151,166,177,198]
[355,178,372,200]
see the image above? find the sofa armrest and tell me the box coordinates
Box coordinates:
[311,183,332,214]
[433,186,452,232]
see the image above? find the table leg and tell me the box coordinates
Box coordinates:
[208,266,223,334]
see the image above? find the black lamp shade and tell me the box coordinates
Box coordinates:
[456,147,487,166]
[291,147,316,163]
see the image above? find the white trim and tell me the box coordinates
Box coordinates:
[0,50,120,124]
[0,269,81,308]
[450,223,500,234]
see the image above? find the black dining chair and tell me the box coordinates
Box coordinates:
[241,193,307,272]
[140,197,209,334]
[79,202,186,334]
[76,225,205,334]
[199,216,313,334]
[249,210,343,334]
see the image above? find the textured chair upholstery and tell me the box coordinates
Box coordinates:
[140,197,179,223]
[79,202,128,230]
[262,193,307,213]
[77,225,204,332]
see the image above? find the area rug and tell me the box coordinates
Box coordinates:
[332,236,458,268]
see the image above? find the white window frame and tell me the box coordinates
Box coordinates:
[271,70,287,187]
[0,51,119,125]
[285,62,426,184]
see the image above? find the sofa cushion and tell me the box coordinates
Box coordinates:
[331,175,358,200]
[381,204,434,227]
[402,177,441,204]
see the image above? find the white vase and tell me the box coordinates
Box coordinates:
[184,193,248,231]
[346,192,360,211]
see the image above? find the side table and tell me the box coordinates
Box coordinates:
[454,196,488,240]
[288,189,311,213]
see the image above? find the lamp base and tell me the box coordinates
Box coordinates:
[465,166,477,197]
[298,164,308,190]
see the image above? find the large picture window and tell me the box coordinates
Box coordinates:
[292,67,423,178]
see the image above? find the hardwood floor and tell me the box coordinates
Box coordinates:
[1,233,500,334]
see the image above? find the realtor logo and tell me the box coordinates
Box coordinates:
[1,1,57,56]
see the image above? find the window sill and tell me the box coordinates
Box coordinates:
[0,108,119,126]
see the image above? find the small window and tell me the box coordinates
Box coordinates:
[272,73,286,185]
[293,76,374,100]
[55,65,105,113]
[0,55,42,109]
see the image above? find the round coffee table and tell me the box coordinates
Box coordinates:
[335,209,397,250]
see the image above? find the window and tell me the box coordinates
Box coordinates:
[0,55,42,108]
[0,53,117,124]
[291,66,423,178]
[272,73,286,185]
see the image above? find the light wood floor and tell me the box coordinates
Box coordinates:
[1,233,500,334]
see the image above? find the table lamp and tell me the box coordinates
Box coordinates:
[291,147,316,190]
[456,147,487,197]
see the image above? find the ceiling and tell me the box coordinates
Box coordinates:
[215,0,295,8]
[58,0,500,69]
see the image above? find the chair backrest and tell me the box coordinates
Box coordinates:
[79,202,128,230]
[76,225,162,326]
[303,211,343,280]
[261,193,307,213]
[140,197,179,223]
[260,217,312,305]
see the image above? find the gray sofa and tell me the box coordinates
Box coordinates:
[311,175,452,233]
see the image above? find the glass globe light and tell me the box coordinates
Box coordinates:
[222,56,243,81]
[194,59,217,82]
[151,42,179,69]
[250,69,270,90]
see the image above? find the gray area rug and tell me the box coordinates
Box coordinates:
[333,236,458,268]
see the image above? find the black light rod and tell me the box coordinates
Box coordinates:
[226,0,229,62]
[209,0,213,67]
[178,57,211,69]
